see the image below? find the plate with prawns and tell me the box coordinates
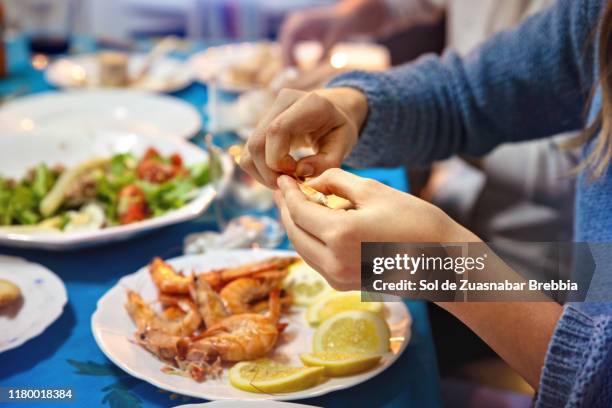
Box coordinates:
[92,249,412,401]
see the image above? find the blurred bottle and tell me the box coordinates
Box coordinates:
[0,2,6,77]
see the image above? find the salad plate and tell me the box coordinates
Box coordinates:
[0,90,202,140]
[0,130,233,249]
[0,255,67,353]
[45,54,193,93]
[92,249,411,402]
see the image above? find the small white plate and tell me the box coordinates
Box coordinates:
[92,249,411,402]
[0,131,233,250]
[188,41,390,93]
[0,255,67,353]
[45,54,193,93]
[0,90,202,140]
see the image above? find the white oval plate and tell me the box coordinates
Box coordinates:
[92,249,411,402]
[0,255,67,353]
[188,41,390,93]
[0,90,202,140]
[46,54,193,93]
[0,131,233,250]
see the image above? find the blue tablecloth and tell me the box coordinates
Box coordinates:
[0,38,441,408]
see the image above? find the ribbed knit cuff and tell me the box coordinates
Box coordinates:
[536,305,594,407]
[327,60,443,169]
[327,70,399,168]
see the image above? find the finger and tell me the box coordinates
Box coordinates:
[305,168,376,204]
[275,190,330,268]
[239,150,267,186]
[248,89,305,182]
[276,190,356,291]
[257,88,305,130]
[264,121,297,174]
[252,153,281,188]
[265,93,343,174]
[279,17,301,67]
[277,175,338,235]
[246,128,282,188]
[295,128,348,177]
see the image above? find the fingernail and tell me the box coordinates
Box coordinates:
[297,163,314,177]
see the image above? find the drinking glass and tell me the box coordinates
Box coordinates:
[18,0,77,55]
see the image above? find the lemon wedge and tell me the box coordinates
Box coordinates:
[229,359,324,393]
[306,291,384,325]
[283,260,333,307]
[299,352,382,377]
[313,310,390,355]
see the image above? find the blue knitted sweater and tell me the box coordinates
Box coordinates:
[328,0,612,406]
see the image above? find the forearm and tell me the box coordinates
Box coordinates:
[328,0,600,168]
[438,301,562,389]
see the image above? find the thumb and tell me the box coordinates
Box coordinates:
[295,131,348,177]
[304,168,371,204]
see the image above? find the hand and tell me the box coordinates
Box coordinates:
[239,88,368,188]
[275,169,480,290]
[279,0,389,66]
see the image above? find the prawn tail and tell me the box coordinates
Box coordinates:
[267,288,281,322]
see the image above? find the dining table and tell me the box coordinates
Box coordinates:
[0,36,442,408]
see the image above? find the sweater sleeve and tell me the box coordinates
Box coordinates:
[328,0,602,168]
[536,304,612,408]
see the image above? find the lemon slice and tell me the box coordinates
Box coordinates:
[313,310,390,355]
[283,260,333,307]
[306,291,384,325]
[229,359,324,393]
[300,352,382,377]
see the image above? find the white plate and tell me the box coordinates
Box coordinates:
[188,41,390,93]
[0,90,202,140]
[92,249,411,402]
[45,54,193,93]
[0,131,233,250]
[0,255,67,353]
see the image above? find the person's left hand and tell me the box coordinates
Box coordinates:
[275,168,480,290]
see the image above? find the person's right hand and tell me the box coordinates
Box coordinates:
[239,87,368,188]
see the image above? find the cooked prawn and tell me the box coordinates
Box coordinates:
[149,257,192,294]
[125,290,201,337]
[184,289,282,365]
[219,275,283,314]
[158,293,192,308]
[200,257,297,290]
[190,274,229,328]
[135,328,184,363]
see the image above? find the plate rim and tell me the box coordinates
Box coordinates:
[0,255,68,353]
[91,249,412,401]
[45,53,194,94]
[0,132,234,250]
[0,89,203,140]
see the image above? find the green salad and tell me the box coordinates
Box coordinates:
[0,147,212,232]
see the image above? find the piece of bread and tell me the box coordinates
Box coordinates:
[0,279,22,307]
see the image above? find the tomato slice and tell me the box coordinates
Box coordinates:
[117,184,149,224]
